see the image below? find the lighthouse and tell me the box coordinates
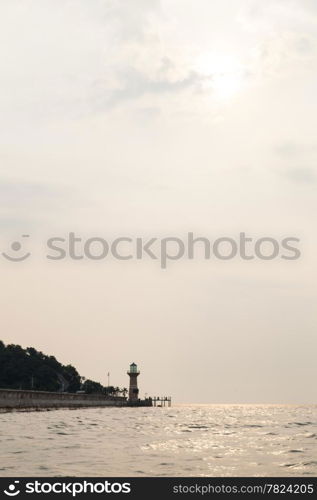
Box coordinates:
[127,362,140,402]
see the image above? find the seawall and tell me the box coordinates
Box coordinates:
[0,389,127,411]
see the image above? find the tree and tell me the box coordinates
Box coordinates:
[0,342,80,392]
[82,379,104,394]
[0,340,125,396]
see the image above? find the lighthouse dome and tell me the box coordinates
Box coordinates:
[129,362,138,373]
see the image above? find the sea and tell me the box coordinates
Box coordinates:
[0,404,316,477]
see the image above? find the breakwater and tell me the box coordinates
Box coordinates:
[0,389,127,411]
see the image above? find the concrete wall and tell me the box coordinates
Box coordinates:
[0,389,127,411]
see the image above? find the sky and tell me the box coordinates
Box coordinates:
[0,0,316,403]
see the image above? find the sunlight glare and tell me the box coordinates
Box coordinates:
[196,52,245,100]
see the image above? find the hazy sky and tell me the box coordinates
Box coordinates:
[0,0,316,403]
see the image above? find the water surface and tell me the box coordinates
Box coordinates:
[1,404,316,476]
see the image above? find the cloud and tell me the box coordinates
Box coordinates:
[0,0,207,122]
[0,180,67,203]
[274,142,303,157]
[103,0,161,42]
[274,143,317,184]
[0,180,77,230]
[297,0,317,15]
[274,141,317,159]
[92,66,208,110]
[284,167,316,183]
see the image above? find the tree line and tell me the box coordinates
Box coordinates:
[0,341,127,396]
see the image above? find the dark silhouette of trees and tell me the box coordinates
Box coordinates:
[0,341,101,393]
[81,379,104,394]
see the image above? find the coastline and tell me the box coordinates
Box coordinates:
[0,388,128,411]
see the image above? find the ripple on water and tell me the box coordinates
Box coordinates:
[293,422,313,426]
[1,405,317,477]
[187,425,209,429]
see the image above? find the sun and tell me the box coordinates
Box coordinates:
[196,52,244,100]
[212,71,244,99]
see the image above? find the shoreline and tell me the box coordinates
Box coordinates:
[0,388,152,411]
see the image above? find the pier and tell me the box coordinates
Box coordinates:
[152,396,172,407]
